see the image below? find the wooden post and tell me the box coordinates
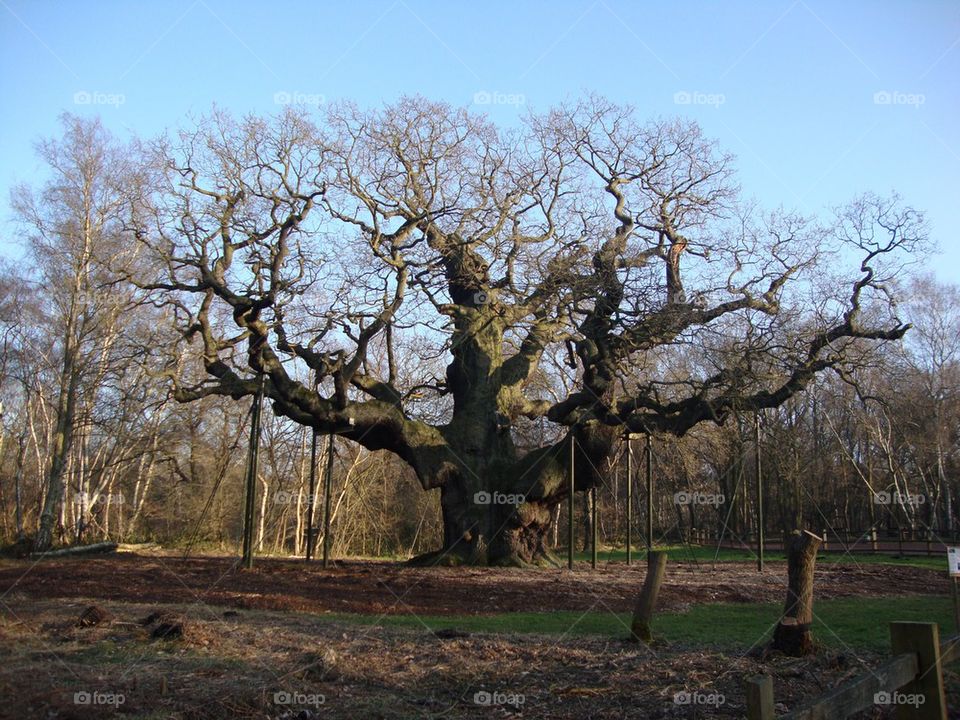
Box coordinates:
[568,433,575,571]
[630,550,667,643]
[241,375,265,569]
[952,578,960,635]
[772,529,822,656]
[626,436,633,566]
[889,621,946,720]
[305,427,319,562]
[322,433,334,568]
[745,675,775,720]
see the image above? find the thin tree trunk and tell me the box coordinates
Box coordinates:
[294,427,307,555]
[128,433,159,539]
[26,394,47,528]
[14,434,26,540]
[256,474,268,552]
[35,346,81,551]
[75,424,89,542]
[103,475,113,540]
[551,503,560,548]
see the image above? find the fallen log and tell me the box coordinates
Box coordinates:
[30,541,118,558]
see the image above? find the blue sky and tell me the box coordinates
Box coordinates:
[1,0,957,281]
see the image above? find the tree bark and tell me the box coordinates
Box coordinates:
[631,551,667,643]
[771,529,822,656]
[408,423,617,567]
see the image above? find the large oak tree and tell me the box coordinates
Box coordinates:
[130,96,925,566]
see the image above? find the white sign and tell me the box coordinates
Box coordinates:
[948,547,960,577]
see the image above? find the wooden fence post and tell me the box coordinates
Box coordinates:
[745,674,775,720]
[630,551,667,643]
[772,530,822,656]
[889,621,946,720]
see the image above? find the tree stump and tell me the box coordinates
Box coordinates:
[631,551,667,643]
[771,529,822,656]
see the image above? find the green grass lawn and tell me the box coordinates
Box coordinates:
[568,544,947,571]
[328,595,955,651]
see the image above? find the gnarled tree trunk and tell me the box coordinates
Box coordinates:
[409,423,617,567]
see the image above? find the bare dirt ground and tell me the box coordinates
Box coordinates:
[0,553,945,616]
[0,554,953,719]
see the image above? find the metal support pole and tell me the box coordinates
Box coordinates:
[568,433,575,571]
[591,486,598,569]
[305,427,319,562]
[646,434,653,554]
[323,433,334,568]
[626,436,633,565]
[755,412,764,573]
[241,375,265,569]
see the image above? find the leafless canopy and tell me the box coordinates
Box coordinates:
[125,96,924,563]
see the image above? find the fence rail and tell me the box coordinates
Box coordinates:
[679,528,953,557]
[746,622,955,720]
